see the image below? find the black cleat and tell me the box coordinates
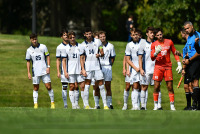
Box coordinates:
[141,107,145,110]
[109,105,114,109]
[184,106,192,110]
[97,106,100,109]
[158,107,163,110]
[192,105,197,110]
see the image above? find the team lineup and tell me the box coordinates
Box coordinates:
[26,21,200,111]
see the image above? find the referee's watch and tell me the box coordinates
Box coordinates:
[47,65,50,68]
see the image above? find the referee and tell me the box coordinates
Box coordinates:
[183,21,200,110]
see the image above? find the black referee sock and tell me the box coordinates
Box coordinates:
[193,87,198,107]
[185,92,191,107]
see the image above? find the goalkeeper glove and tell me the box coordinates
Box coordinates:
[176,62,182,74]
[154,45,162,56]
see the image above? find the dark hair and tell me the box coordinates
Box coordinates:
[98,31,106,36]
[30,33,37,39]
[60,29,68,37]
[84,27,92,33]
[146,27,154,33]
[154,28,163,34]
[93,31,99,37]
[68,31,76,37]
[184,21,193,26]
[181,28,186,33]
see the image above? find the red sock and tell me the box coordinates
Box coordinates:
[169,93,174,102]
[153,93,159,102]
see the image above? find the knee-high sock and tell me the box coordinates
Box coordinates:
[69,90,75,106]
[62,87,67,106]
[94,96,99,107]
[74,90,79,105]
[185,92,191,107]
[133,89,139,108]
[145,89,148,109]
[84,85,90,106]
[33,90,38,104]
[158,91,162,108]
[153,93,159,107]
[81,91,85,106]
[99,85,107,107]
[107,96,112,106]
[48,89,54,102]
[141,90,146,108]
[124,90,129,106]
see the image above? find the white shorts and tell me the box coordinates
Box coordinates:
[32,74,51,85]
[130,72,140,85]
[61,74,69,83]
[68,74,85,83]
[102,66,112,81]
[140,73,154,85]
[86,70,104,81]
[125,75,131,83]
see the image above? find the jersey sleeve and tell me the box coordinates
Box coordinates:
[151,42,156,61]
[25,50,31,61]
[61,48,67,58]
[110,45,116,58]
[80,44,85,55]
[125,44,131,56]
[170,40,180,62]
[44,45,50,56]
[182,43,188,58]
[56,46,61,58]
[138,41,145,55]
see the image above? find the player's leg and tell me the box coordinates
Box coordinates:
[183,84,192,110]
[140,85,148,110]
[74,82,80,109]
[84,71,92,109]
[153,80,160,110]
[192,79,200,110]
[105,81,112,109]
[165,80,175,110]
[97,79,108,109]
[32,76,40,109]
[68,83,76,109]
[77,74,85,109]
[122,75,131,110]
[131,82,140,110]
[61,83,68,108]
[94,82,100,109]
[43,74,55,109]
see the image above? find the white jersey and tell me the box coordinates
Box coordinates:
[61,42,82,74]
[100,42,116,66]
[25,43,49,77]
[80,38,102,71]
[125,39,146,74]
[138,40,155,74]
[56,42,68,75]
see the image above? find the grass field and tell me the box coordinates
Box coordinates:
[0,34,199,133]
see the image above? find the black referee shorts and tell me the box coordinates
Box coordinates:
[188,58,200,82]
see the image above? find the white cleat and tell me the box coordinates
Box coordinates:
[170,105,176,111]
[122,105,128,110]
[72,105,77,109]
[153,106,158,110]
[76,105,80,109]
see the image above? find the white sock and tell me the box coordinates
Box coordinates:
[131,91,134,107]
[141,90,146,108]
[84,85,90,106]
[107,96,112,106]
[124,90,129,106]
[145,89,148,109]
[94,96,99,107]
[133,89,139,108]
[158,91,162,108]
[69,90,75,106]
[48,89,54,102]
[93,89,95,100]
[62,86,67,106]
[99,85,107,107]
[33,90,38,104]
[138,91,141,108]
[81,91,85,106]
[74,90,79,105]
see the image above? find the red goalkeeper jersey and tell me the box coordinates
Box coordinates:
[151,39,180,68]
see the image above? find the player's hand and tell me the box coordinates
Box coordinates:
[184,59,190,65]
[28,73,32,80]
[123,69,126,77]
[126,70,130,77]
[181,69,185,76]
[46,68,50,74]
[135,67,140,72]
[140,69,145,76]
[155,45,162,55]
[96,54,100,58]
[57,72,61,78]
[176,62,182,74]
[81,69,87,77]
[175,50,182,56]
[195,38,199,44]
[64,72,69,79]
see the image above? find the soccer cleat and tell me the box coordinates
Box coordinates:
[122,105,128,110]
[153,106,158,110]
[64,105,68,109]
[85,105,90,109]
[94,106,101,109]
[34,103,38,109]
[109,105,114,109]
[104,106,109,110]
[158,107,163,110]
[131,106,140,110]
[141,107,145,110]
[51,102,55,109]
[72,105,77,109]
[170,105,176,111]
[184,106,192,110]
[76,105,80,109]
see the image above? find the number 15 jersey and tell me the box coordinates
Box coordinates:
[25,43,49,77]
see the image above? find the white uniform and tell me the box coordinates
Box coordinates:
[80,38,104,80]
[56,42,69,83]
[100,42,116,81]
[138,40,155,85]
[25,43,51,84]
[125,39,146,84]
[61,42,85,83]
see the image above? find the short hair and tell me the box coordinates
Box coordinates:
[184,21,193,26]
[60,29,68,37]
[130,28,140,34]
[146,26,154,33]
[154,28,163,34]
[181,28,186,33]
[98,31,106,36]
[68,31,76,37]
[30,33,37,39]
[84,27,92,33]
[93,31,99,37]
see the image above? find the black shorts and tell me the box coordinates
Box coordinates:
[184,65,190,84]
[187,58,200,82]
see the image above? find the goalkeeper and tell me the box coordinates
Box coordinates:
[151,28,181,111]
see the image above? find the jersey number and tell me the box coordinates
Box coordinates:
[36,55,41,60]
[89,49,94,54]
[73,53,77,58]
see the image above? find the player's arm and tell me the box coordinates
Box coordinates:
[126,56,139,72]
[122,55,126,76]
[111,57,115,65]
[171,41,182,73]
[151,43,162,61]
[80,54,87,77]
[96,46,104,58]
[185,52,200,65]
[62,57,69,79]
[56,58,61,78]
[27,61,31,80]
[46,55,50,74]
[138,54,145,76]
[110,46,116,65]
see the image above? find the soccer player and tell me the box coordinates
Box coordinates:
[26,33,55,109]
[56,29,69,108]
[125,28,146,110]
[80,27,109,109]
[183,21,200,110]
[62,31,85,109]
[99,31,116,109]
[151,28,182,110]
